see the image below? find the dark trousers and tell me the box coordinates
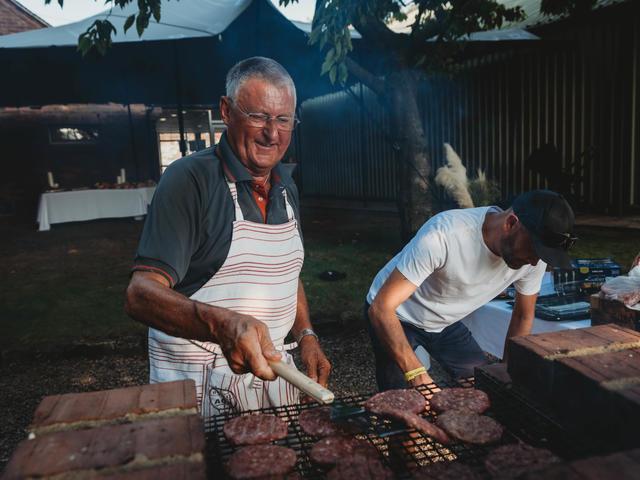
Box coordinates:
[364,302,488,391]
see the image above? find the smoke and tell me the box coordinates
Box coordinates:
[435,143,475,208]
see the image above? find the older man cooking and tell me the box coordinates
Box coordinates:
[125,57,330,417]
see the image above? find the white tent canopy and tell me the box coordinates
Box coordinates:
[0,0,253,48]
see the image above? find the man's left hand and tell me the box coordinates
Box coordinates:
[299,335,331,387]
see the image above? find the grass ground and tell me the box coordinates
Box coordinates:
[1,209,639,350]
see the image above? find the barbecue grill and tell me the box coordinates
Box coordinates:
[205,376,602,479]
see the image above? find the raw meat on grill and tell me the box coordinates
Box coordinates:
[412,461,481,480]
[365,389,426,414]
[429,388,490,414]
[326,456,394,480]
[484,443,562,478]
[364,389,451,444]
[299,407,344,437]
[226,444,297,479]
[309,435,379,467]
[223,414,289,446]
[436,410,503,445]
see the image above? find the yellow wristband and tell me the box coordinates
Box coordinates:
[404,366,427,382]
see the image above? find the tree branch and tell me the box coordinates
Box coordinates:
[344,56,386,97]
[351,13,407,59]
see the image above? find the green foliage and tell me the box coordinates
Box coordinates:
[540,0,598,17]
[283,0,527,86]
[78,19,116,56]
[72,0,165,56]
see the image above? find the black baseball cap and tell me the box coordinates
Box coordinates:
[511,190,577,269]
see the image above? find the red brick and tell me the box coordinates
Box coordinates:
[3,415,205,479]
[30,380,197,434]
[506,324,640,405]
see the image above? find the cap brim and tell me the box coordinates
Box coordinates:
[532,236,573,269]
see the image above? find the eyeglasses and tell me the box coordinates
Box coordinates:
[543,231,579,250]
[227,98,300,132]
[556,232,579,250]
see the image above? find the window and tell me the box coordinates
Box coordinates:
[159,132,212,172]
[49,126,99,144]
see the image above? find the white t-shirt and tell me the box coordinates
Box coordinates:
[366,207,546,333]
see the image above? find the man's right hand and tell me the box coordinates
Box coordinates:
[214,312,282,380]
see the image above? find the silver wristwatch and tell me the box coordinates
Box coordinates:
[295,328,319,344]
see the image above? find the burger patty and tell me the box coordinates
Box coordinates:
[309,435,379,467]
[226,444,297,480]
[364,389,426,415]
[298,407,343,437]
[326,456,394,480]
[223,414,289,446]
[484,443,562,478]
[429,388,490,414]
[412,461,481,480]
[365,389,450,444]
[436,410,503,445]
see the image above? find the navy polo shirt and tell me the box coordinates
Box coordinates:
[132,132,302,297]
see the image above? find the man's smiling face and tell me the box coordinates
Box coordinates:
[221,77,295,176]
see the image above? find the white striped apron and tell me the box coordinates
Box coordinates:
[148,180,303,418]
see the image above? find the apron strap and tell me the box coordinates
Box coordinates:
[226,181,244,221]
[282,188,295,223]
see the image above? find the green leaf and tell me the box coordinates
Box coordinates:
[135,13,147,37]
[329,65,337,84]
[124,14,135,33]
[320,55,334,75]
[77,35,91,55]
[308,27,321,45]
[325,47,335,63]
[338,63,348,84]
[152,4,161,22]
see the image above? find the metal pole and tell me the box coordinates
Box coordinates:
[360,83,369,208]
[173,41,187,157]
[126,103,140,180]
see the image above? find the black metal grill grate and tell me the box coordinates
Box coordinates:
[204,376,598,479]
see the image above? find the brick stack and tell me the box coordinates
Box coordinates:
[505,324,640,449]
[590,293,640,331]
[3,380,206,479]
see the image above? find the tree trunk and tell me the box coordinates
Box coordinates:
[387,70,432,241]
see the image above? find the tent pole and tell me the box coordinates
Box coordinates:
[359,83,369,208]
[126,103,140,180]
[173,41,187,157]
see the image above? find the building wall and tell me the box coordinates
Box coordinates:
[298,2,640,214]
[0,105,160,218]
[0,0,47,36]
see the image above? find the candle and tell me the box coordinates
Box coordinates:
[117,175,122,184]
[47,171,54,188]
[120,168,126,183]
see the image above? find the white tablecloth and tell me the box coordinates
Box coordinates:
[37,187,156,231]
[461,300,591,359]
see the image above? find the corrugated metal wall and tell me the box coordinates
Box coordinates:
[298,4,640,213]
[297,84,398,200]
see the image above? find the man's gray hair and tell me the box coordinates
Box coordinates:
[225,57,297,105]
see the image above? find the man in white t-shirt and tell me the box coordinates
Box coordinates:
[366,190,577,390]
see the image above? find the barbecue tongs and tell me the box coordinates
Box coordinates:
[329,403,409,437]
[269,360,335,404]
